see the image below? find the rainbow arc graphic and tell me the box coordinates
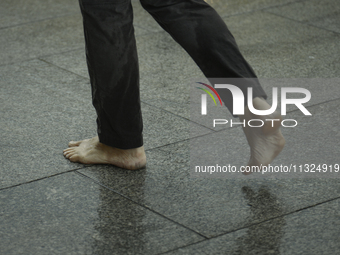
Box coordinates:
[196,82,222,115]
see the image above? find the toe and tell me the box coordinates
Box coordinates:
[64,148,76,158]
[66,151,75,158]
[68,140,82,147]
[63,148,73,154]
[69,154,80,162]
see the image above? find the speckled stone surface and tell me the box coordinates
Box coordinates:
[41,49,89,79]
[0,60,210,189]
[0,59,95,189]
[41,34,339,130]
[224,11,340,78]
[1,0,339,254]
[265,0,340,33]
[40,10,340,125]
[0,173,204,255]
[204,0,297,17]
[79,99,340,238]
[0,3,152,66]
[0,0,79,28]
[0,14,84,65]
[79,155,340,239]
[132,0,302,33]
[38,2,340,131]
[165,198,340,254]
[189,97,340,178]
[40,30,203,116]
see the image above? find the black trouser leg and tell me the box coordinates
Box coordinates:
[79,0,143,149]
[78,0,267,150]
[140,0,267,112]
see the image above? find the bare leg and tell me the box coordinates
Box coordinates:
[63,137,146,170]
[240,97,286,175]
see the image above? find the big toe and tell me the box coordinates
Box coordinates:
[68,154,80,162]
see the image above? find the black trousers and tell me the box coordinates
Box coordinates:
[79,0,267,149]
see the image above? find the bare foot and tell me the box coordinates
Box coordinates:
[63,136,146,170]
[241,97,286,175]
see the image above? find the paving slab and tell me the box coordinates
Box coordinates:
[165,198,340,255]
[78,150,340,238]
[132,0,163,33]
[265,0,340,34]
[123,14,340,123]
[0,0,79,29]
[0,59,95,189]
[176,97,340,179]
[79,99,340,237]
[137,5,340,120]
[204,0,297,18]
[0,14,84,65]
[40,31,205,123]
[118,11,340,120]
[1,0,339,253]
[41,49,89,78]
[131,0,299,33]
[189,77,340,132]
[224,10,340,78]
[0,59,210,189]
[40,7,340,128]
[0,11,150,66]
[0,172,204,255]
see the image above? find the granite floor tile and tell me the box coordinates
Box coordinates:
[165,198,340,255]
[0,59,211,189]
[0,172,205,255]
[40,31,206,123]
[265,0,340,34]
[131,0,299,33]
[142,102,212,148]
[78,99,340,237]
[121,11,340,120]
[271,99,340,175]
[78,153,340,238]
[40,28,196,80]
[40,9,340,126]
[0,0,79,29]
[189,77,340,131]
[224,11,340,78]
[41,49,89,79]
[0,59,95,189]
[40,34,229,131]
[0,11,149,66]
[131,0,300,23]
[169,97,340,179]
[0,14,84,65]
[1,0,338,253]
[204,0,297,17]
[132,0,163,33]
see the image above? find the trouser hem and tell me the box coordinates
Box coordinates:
[99,134,143,150]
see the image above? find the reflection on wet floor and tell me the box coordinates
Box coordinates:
[91,170,147,253]
[92,185,147,253]
[1,0,339,253]
[234,186,285,254]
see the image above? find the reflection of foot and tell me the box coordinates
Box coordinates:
[63,136,146,170]
[241,97,286,175]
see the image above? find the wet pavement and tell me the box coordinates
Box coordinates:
[1,0,339,254]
